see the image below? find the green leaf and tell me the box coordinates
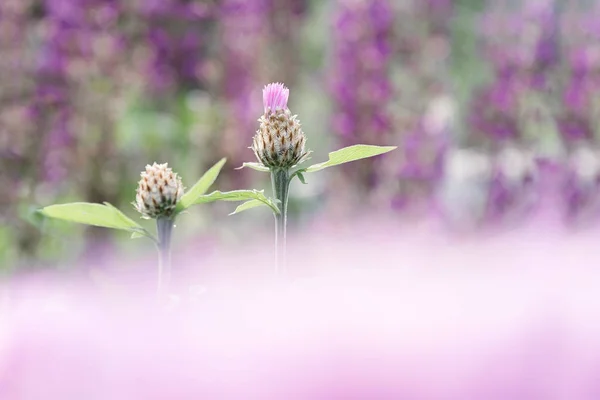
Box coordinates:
[235,162,270,172]
[229,200,268,215]
[22,205,46,228]
[305,145,397,173]
[290,169,308,184]
[177,158,226,212]
[130,231,145,239]
[193,189,280,215]
[39,202,144,232]
[296,172,307,184]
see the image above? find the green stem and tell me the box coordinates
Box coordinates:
[271,168,290,273]
[156,216,174,298]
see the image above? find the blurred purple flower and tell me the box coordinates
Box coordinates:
[220,0,268,103]
[559,8,600,146]
[475,2,558,144]
[42,110,74,182]
[330,0,394,146]
[469,80,521,142]
[398,130,447,183]
[559,73,595,143]
[481,2,557,77]
[138,0,214,91]
[485,146,538,224]
[211,0,271,188]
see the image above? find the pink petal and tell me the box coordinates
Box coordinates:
[263,82,289,113]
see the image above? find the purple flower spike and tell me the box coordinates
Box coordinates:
[263,82,289,113]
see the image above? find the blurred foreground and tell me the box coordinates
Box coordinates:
[1,221,600,399]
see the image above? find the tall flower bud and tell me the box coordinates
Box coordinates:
[251,83,309,169]
[134,163,184,219]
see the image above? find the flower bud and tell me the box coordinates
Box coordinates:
[252,83,309,169]
[134,162,184,219]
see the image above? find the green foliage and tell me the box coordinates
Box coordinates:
[38,158,232,243]
[229,200,268,215]
[193,190,280,215]
[231,145,397,217]
[295,171,307,184]
[176,158,226,212]
[289,144,396,183]
[39,202,153,240]
[236,162,270,172]
[304,144,396,173]
[450,2,491,144]
[520,92,564,158]
[0,226,16,270]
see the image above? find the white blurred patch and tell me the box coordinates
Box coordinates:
[439,148,492,226]
[444,148,493,183]
[496,146,536,183]
[569,146,600,184]
[423,95,455,137]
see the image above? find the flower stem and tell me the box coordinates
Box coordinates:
[271,167,290,273]
[156,216,174,298]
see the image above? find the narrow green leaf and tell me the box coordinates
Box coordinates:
[235,162,270,172]
[193,189,280,215]
[39,202,143,231]
[177,158,227,212]
[289,168,307,184]
[229,200,267,215]
[305,145,397,173]
[131,228,158,243]
[296,172,307,184]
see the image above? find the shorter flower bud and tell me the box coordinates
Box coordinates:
[134,162,184,219]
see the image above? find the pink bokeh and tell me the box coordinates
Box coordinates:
[2,220,600,399]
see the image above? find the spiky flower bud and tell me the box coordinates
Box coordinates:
[252,82,309,169]
[134,162,184,219]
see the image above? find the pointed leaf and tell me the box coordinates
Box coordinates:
[305,145,397,173]
[193,190,280,215]
[296,172,307,184]
[236,162,270,172]
[39,202,144,232]
[289,168,307,184]
[130,228,157,243]
[229,200,267,215]
[24,205,46,228]
[177,158,226,212]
